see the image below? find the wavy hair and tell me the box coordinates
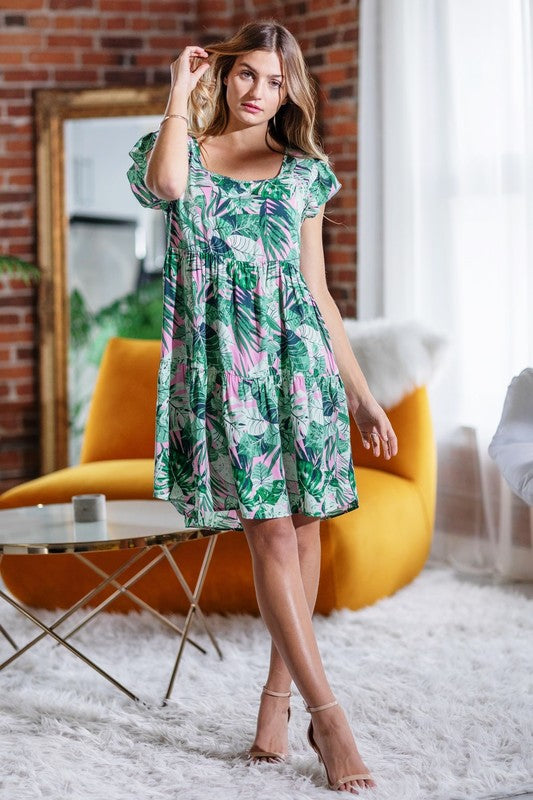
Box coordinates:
[187,19,331,164]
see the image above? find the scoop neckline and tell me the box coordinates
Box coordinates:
[191,135,288,184]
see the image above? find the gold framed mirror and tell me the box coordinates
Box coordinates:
[35,86,169,473]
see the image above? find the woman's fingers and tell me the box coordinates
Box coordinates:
[361,425,399,459]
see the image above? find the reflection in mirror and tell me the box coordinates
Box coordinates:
[64,115,165,463]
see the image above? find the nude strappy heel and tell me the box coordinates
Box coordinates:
[246,685,292,763]
[305,698,374,792]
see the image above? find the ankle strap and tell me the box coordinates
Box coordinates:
[262,684,292,697]
[305,699,338,713]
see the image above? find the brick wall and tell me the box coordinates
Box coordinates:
[0,0,358,491]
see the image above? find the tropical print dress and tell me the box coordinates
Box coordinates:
[127,130,359,531]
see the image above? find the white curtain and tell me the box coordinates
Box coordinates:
[358,0,533,580]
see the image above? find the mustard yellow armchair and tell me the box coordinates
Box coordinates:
[0,336,436,615]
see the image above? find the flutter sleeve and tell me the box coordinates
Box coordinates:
[303,158,342,219]
[127,130,171,211]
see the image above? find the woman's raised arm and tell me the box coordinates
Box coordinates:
[145,45,210,200]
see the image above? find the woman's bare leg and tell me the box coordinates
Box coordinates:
[237,510,375,792]
[249,513,321,759]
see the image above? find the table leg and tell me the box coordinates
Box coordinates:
[0,547,151,669]
[58,543,207,655]
[161,533,223,704]
[0,588,144,704]
[0,553,17,650]
[0,622,17,650]
[0,534,224,705]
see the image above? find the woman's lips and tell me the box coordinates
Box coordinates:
[242,103,261,113]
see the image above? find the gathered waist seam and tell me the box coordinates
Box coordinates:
[168,244,300,265]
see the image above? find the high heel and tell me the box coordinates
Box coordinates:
[305,699,374,792]
[246,685,292,763]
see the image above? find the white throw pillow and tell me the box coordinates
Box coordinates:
[342,317,449,409]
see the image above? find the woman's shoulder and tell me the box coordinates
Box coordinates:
[286,145,311,160]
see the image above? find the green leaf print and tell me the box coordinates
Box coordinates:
[283,329,312,372]
[306,420,327,452]
[297,459,324,499]
[226,259,259,291]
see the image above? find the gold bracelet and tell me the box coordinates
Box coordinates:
[160,113,188,127]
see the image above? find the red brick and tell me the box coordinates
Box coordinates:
[104,17,128,30]
[15,382,36,398]
[129,17,151,31]
[3,68,50,82]
[0,52,24,64]
[27,14,54,27]
[0,224,30,236]
[49,0,92,8]
[100,0,143,9]
[0,158,32,170]
[0,88,28,100]
[0,364,33,379]
[146,0,190,10]
[81,52,121,65]
[54,69,99,82]
[100,36,144,49]
[103,69,146,85]
[6,103,33,117]
[16,346,36,360]
[0,450,23,469]
[47,34,94,47]
[331,8,356,25]
[79,16,100,29]
[0,32,42,46]
[0,0,43,8]
[30,51,77,65]
[148,36,185,49]
[328,47,356,64]
[8,174,34,187]
[0,314,20,325]
[5,139,33,153]
[134,54,170,67]
[0,123,32,136]
[0,242,33,257]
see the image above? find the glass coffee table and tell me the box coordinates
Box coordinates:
[0,499,224,706]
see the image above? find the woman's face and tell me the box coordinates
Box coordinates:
[223,49,288,127]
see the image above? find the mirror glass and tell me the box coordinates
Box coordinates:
[64,115,165,463]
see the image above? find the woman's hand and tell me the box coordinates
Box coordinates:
[170,45,211,96]
[347,392,399,460]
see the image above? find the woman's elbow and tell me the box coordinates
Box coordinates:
[145,173,186,201]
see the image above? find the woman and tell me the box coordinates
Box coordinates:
[128,19,398,794]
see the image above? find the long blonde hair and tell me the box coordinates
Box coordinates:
[188,19,331,164]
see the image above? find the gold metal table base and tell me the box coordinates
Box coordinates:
[0,534,222,706]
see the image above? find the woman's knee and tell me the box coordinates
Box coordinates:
[236,511,298,560]
[292,512,321,548]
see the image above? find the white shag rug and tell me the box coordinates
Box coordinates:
[0,564,532,800]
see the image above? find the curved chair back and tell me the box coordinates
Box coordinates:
[79,337,161,464]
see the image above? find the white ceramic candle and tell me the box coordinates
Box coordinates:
[71,493,107,523]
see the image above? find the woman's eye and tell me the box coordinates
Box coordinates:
[240,70,281,88]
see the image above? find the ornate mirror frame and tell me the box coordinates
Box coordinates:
[35,86,169,474]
